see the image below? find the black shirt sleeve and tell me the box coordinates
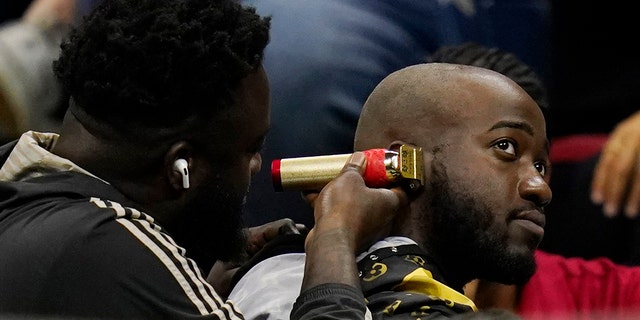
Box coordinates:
[291,283,368,320]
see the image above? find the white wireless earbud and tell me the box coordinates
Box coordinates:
[173,159,189,189]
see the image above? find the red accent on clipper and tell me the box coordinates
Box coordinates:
[362,148,389,187]
[270,148,389,192]
[270,144,423,192]
[271,159,283,192]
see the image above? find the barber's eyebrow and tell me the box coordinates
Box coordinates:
[489,120,534,136]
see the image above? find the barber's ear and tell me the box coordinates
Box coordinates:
[165,142,193,191]
[168,157,192,191]
[172,159,190,189]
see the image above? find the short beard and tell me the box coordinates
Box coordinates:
[170,179,247,272]
[425,160,536,287]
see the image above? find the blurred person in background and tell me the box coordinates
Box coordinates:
[0,0,100,144]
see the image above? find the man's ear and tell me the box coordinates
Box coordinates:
[165,141,193,192]
[387,141,408,153]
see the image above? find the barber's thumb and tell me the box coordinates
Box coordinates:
[343,151,367,174]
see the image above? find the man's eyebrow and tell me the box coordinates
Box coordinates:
[489,120,534,136]
[489,120,550,153]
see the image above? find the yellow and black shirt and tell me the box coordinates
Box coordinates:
[359,244,476,319]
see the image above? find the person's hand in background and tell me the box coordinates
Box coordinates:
[591,110,640,218]
[23,0,76,29]
[0,0,80,143]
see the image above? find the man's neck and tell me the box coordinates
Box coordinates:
[464,279,519,312]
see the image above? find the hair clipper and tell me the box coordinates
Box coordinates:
[271,144,424,192]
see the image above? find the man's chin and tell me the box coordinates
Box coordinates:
[489,253,537,286]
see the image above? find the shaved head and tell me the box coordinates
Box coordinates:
[354,63,538,152]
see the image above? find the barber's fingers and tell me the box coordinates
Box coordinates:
[302,151,367,208]
[341,151,367,174]
[301,190,318,207]
[310,152,408,252]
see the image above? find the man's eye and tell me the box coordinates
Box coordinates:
[535,162,547,176]
[495,140,516,156]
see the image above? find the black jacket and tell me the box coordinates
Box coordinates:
[0,139,370,320]
[0,141,243,319]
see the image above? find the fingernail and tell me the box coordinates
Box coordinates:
[625,205,638,219]
[350,151,366,165]
[591,191,603,204]
[603,203,618,217]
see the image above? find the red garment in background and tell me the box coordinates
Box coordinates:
[519,250,640,319]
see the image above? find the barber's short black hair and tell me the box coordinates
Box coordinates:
[427,42,549,113]
[54,0,270,129]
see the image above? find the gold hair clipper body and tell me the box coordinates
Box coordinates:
[271,144,424,192]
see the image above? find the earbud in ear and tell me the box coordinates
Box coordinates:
[173,159,189,189]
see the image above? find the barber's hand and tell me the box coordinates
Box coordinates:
[591,110,640,218]
[207,218,307,298]
[301,152,409,290]
[305,151,408,252]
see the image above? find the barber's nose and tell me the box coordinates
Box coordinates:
[518,172,552,207]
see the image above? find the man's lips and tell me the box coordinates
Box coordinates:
[511,209,546,239]
[514,210,546,229]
